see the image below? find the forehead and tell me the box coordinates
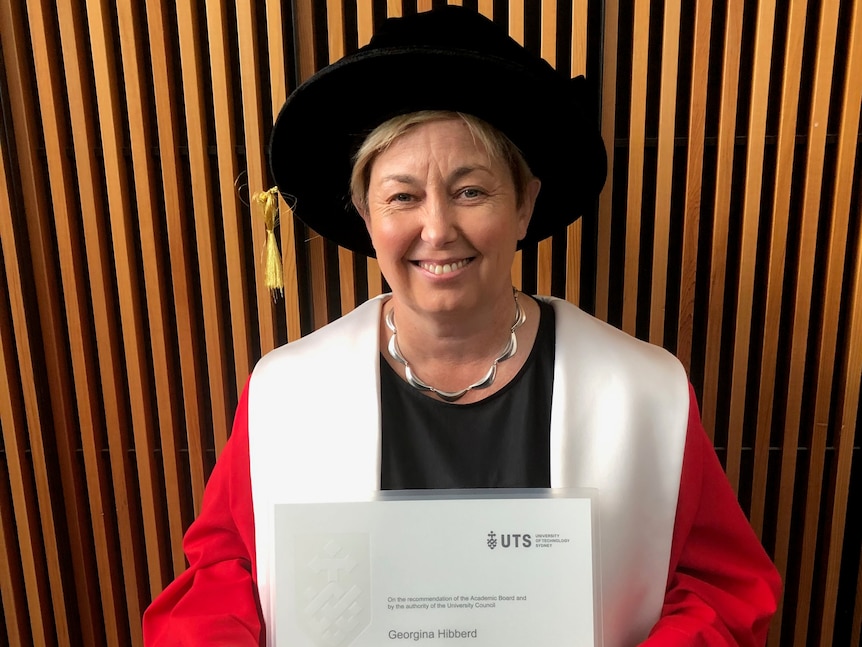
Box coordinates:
[369,119,500,177]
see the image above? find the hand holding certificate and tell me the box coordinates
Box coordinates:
[274,491,599,646]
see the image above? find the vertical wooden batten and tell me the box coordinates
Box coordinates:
[0,276,44,647]
[788,1,849,642]
[536,1,557,297]
[293,0,331,329]
[814,1,862,645]
[258,0,302,343]
[675,0,712,372]
[701,0,744,439]
[23,0,117,641]
[326,0,358,316]
[846,262,862,647]
[207,0,255,396]
[56,0,148,641]
[724,0,776,494]
[114,0,184,594]
[565,0,588,307]
[622,0,649,336]
[782,0,842,643]
[356,0,384,299]
[0,372,32,647]
[174,0,231,510]
[1,0,81,642]
[85,0,166,638]
[650,0,682,347]
[238,0,282,352]
[143,0,208,548]
[594,0,618,321]
[750,0,808,546]
[0,36,55,642]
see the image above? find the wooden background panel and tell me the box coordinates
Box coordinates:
[1,1,78,643]
[807,0,862,639]
[0,122,30,644]
[25,1,114,642]
[89,0,170,606]
[1,1,861,645]
[649,0,681,347]
[143,0,208,547]
[60,0,148,639]
[264,0,303,344]
[701,0,743,440]
[819,5,862,646]
[749,0,808,539]
[237,0,282,354]
[675,0,712,371]
[0,60,54,646]
[174,0,234,468]
[622,0,649,337]
[208,0,255,390]
[778,0,843,643]
[723,0,775,493]
[116,0,187,588]
[594,0,618,322]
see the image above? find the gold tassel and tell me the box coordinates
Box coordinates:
[254,187,285,298]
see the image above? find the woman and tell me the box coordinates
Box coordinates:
[144,7,780,646]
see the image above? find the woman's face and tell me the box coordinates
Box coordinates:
[358,118,539,318]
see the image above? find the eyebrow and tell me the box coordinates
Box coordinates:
[379,166,493,185]
[380,174,419,185]
[449,165,492,182]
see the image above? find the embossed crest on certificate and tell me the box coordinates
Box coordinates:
[293,533,371,646]
[274,490,600,646]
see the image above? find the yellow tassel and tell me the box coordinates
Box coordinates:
[254,187,285,298]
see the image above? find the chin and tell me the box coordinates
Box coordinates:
[417,290,487,316]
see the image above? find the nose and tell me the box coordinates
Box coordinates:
[420,195,458,247]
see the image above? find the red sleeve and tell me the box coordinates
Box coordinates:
[143,383,263,646]
[641,386,781,646]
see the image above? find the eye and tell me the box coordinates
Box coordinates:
[389,192,415,204]
[458,187,485,199]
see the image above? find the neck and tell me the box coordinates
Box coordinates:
[381,289,534,403]
[387,290,518,365]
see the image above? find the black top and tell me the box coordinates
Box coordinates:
[380,299,555,490]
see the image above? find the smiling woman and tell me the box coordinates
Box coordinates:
[143,7,780,647]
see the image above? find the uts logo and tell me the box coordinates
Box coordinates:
[486,531,532,549]
[501,533,532,548]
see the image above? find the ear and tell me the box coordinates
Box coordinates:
[517,177,541,240]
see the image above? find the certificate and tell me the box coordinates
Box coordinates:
[274,491,599,646]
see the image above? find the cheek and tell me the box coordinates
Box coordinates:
[371,217,400,244]
[368,216,413,259]
[474,214,522,252]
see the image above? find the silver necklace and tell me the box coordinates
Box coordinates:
[384,291,527,403]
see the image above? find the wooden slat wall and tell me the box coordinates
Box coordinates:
[1,1,860,645]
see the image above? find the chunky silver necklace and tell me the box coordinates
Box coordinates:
[384,291,527,402]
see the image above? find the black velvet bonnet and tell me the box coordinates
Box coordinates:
[269,6,607,257]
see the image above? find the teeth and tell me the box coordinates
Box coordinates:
[420,259,469,274]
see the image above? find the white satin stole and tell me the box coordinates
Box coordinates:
[248,295,689,647]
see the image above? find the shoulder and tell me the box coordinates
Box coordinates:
[541,296,671,354]
[252,294,386,380]
[539,295,689,405]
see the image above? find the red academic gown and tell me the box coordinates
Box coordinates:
[143,381,780,646]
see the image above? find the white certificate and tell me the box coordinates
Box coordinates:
[274,490,599,647]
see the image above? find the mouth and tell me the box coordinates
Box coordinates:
[414,258,473,275]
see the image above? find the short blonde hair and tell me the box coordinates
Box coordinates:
[350,110,534,210]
